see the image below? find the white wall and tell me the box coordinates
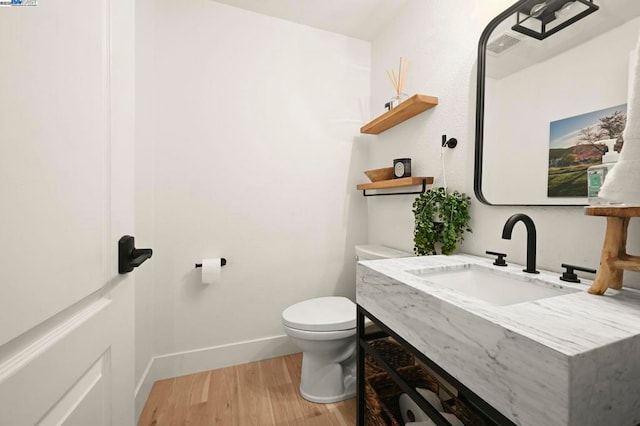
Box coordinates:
[134,0,157,411]
[367,0,640,287]
[135,0,371,405]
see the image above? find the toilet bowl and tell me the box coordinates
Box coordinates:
[282,296,357,403]
[282,245,411,404]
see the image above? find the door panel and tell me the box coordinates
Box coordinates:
[0,0,108,346]
[54,355,109,426]
[0,298,111,424]
[0,0,135,424]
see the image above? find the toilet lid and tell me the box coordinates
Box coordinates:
[282,297,356,332]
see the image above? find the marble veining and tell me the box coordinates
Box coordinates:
[357,254,640,426]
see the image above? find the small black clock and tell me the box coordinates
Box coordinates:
[393,158,411,178]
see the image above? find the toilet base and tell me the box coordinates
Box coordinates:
[299,385,356,404]
[297,342,357,404]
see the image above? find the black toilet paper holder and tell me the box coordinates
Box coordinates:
[195,258,227,268]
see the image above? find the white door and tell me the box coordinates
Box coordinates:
[0,0,136,425]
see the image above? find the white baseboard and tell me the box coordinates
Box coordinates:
[134,358,155,421]
[134,334,298,421]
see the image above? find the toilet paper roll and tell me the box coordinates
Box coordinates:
[201,258,222,285]
[399,393,432,424]
[441,412,464,426]
[405,413,463,426]
[416,387,443,412]
[405,421,436,426]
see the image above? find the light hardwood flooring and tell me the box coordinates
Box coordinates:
[138,353,357,426]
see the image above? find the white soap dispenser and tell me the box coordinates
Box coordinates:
[587,138,620,205]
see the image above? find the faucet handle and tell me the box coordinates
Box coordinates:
[560,263,597,283]
[486,251,508,267]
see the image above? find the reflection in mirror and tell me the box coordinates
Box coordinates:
[475,0,640,205]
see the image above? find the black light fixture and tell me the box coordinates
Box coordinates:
[511,0,599,40]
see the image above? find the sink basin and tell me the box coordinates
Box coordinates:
[407,264,580,306]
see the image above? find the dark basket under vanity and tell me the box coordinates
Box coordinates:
[365,338,415,377]
[357,306,516,426]
[365,363,486,426]
[363,337,486,426]
[364,338,414,426]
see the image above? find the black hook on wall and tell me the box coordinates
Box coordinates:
[442,135,458,149]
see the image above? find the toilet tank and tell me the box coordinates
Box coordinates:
[355,245,411,261]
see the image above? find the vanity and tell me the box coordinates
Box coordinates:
[356,255,640,425]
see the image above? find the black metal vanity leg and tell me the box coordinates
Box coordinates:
[356,306,365,426]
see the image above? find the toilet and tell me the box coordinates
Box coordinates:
[281,245,411,403]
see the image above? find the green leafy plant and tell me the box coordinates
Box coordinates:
[412,187,472,255]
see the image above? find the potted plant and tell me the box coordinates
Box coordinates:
[412,187,472,255]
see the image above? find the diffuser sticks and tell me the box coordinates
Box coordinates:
[387,57,409,96]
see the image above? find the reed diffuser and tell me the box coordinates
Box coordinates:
[386,57,409,108]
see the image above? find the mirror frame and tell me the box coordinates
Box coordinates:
[474,0,589,206]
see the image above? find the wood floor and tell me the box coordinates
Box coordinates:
[138,353,357,426]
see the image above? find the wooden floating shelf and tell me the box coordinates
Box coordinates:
[357,177,434,197]
[357,176,433,191]
[360,94,439,135]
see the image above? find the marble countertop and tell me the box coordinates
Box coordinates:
[356,254,640,425]
[359,254,640,356]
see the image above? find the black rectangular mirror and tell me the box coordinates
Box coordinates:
[475,0,640,205]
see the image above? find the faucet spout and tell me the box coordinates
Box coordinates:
[502,213,539,274]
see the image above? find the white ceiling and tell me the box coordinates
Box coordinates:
[211,0,410,41]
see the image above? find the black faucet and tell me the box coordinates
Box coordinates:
[502,214,539,274]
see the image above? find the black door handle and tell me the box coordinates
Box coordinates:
[119,235,153,274]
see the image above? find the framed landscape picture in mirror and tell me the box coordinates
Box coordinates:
[547,104,627,198]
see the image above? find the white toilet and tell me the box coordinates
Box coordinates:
[281,245,411,403]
